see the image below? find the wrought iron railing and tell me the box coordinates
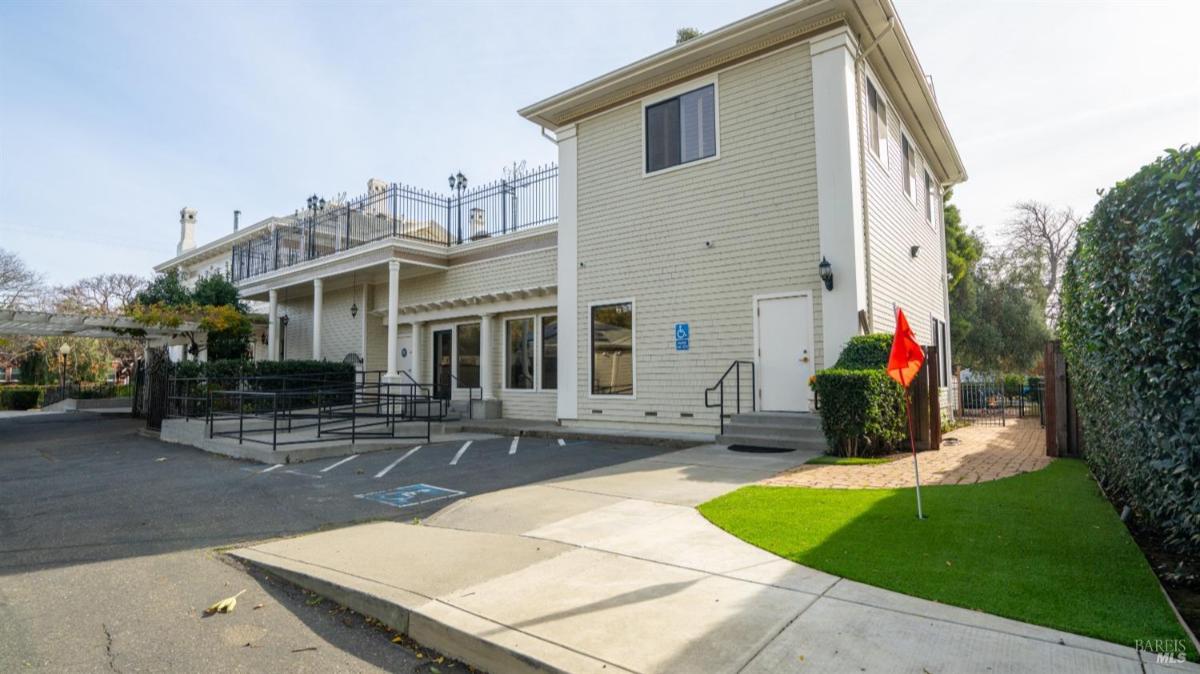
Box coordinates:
[705,360,756,435]
[231,163,558,282]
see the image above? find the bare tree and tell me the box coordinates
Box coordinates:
[53,273,147,316]
[0,248,46,311]
[1004,201,1079,328]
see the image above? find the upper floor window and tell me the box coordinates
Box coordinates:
[645,84,716,173]
[866,80,887,161]
[902,135,916,198]
[924,170,936,224]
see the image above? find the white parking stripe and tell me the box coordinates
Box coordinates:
[260,464,284,473]
[375,446,421,478]
[320,454,359,473]
[509,437,519,455]
[450,441,473,465]
[557,438,566,447]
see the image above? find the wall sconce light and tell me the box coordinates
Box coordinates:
[280,314,289,328]
[260,332,268,345]
[818,257,834,291]
[350,302,359,318]
[910,245,921,258]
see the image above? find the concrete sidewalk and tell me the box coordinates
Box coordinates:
[230,445,1194,673]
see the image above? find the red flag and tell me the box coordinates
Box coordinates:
[887,308,925,388]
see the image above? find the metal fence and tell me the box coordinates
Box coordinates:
[167,370,446,451]
[231,163,558,282]
[957,376,1045,427]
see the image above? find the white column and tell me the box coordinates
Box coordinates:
[555,124,579,420]
[386,260,400,377]
[478,313,493,397]
[811,29,868,366]
[267,289,279,361]
[311,278,324,361]
[410,321,424,383]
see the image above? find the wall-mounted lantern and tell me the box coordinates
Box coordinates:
[818,257,834,291]
[910,245,921,258]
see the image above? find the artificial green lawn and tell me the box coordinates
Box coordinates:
[805,455,894,465]
[699,459,1195,657]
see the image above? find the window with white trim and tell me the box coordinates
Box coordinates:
[925,170,935,224]
[456,323,480,388]
[505,317,535,390]
[645,85,716,173]
[866,79,887,161]
[541,315,557,390]
[902,135,916,198]
[590,302,634,396]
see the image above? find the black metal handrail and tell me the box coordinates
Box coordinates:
[230,164,558,282]
[203,380,438,451]
[704,360,756,435]
[442,371,481,420]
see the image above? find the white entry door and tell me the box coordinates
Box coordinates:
[757,294,814,412]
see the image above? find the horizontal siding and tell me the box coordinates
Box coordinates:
[390,248,556,308]
[860,67,948,347]
[575,45,821,431]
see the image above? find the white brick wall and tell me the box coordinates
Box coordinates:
[573,44,821,432]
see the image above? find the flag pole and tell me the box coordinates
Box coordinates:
[906,389,925,519]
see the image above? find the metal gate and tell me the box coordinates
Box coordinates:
[957,374,1046,427]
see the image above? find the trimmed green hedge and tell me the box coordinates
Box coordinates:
[173,359,354,383]
[1,387,43,410]
[813,369,906,457]
[833,333,893,370]
[1060,144,1199,554]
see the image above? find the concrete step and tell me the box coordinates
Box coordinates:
[727,412,821,429]
[722,420,822,437]
[716,432,828,452]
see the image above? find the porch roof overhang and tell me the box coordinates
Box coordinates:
[518,0,965,184]
[371,284,558,323]
[0,310,203,344]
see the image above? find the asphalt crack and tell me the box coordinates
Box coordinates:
[102,623,118,672]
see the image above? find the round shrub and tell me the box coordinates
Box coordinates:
[1060,144,1199,554]
[833,333,894,370]
[813,369,906,457]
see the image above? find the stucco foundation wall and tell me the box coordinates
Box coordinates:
[573,43,821,431]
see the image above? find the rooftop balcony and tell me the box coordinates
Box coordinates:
[231,163,558,282]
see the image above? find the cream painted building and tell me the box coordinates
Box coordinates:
[154,0,964,434]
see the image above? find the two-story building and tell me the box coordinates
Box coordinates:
[154,0,965,437]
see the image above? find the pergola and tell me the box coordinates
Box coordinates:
[0,310,203,345]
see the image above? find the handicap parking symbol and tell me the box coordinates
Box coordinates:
[675,322,690,351]
[356,483,465,509]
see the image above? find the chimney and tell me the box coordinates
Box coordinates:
[233,210,241,232]
[178,207,197,255]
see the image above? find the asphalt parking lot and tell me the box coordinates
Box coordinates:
[0,413,675,672]
[0,413,673,574]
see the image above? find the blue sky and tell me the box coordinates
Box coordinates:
[2,0,1197,285]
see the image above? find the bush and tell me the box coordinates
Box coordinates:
[1002,374,1024,398]
[833,333,893,370]
[1,387,43,410]
[1060,144,1199,554]
[813,369,906,457]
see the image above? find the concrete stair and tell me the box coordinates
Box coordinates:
[717,412,828,452]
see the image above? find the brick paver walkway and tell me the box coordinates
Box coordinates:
[764,417,1050,489]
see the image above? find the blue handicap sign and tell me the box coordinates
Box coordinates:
[356,483,465,509]
[675,322,690,351]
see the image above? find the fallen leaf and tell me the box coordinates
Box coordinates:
[205,589,246,614]
[252,603,264,610]
[155,457,167,462]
